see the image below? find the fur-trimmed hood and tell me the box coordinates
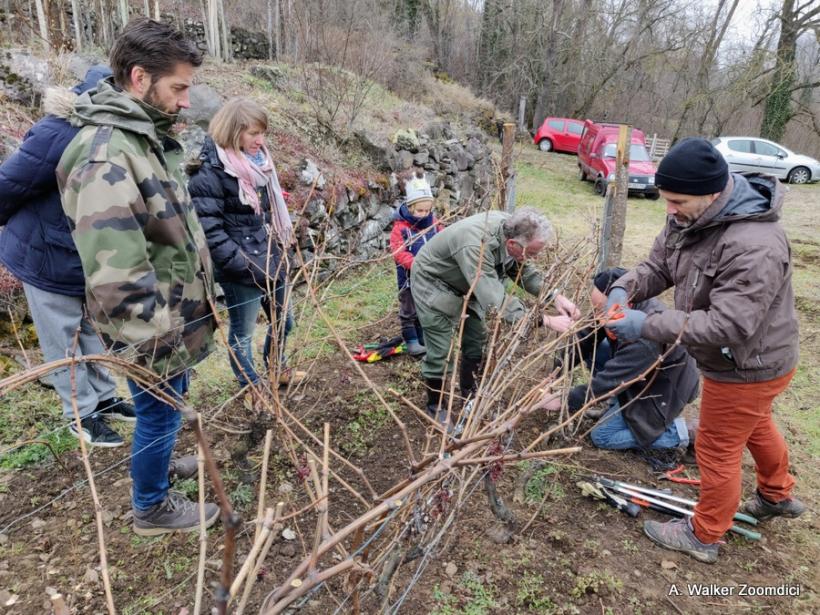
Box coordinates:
[43,87,77,120]
[43,64,111,122]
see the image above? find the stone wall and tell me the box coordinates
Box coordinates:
[286,122,496,271]
[179,19,272,61]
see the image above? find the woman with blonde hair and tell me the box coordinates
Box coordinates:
[188,97,303,388]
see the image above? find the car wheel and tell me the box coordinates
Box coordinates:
[538,139,553,152]
[646,192,660,201]
[594,178,607,196]
[787,166,810,184]
[578,167,587,181]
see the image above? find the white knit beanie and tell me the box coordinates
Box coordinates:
[405,176,433,206]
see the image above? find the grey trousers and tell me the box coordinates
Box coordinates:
[23,283,117,419]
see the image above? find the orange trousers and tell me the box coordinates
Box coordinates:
[692,369,796,544]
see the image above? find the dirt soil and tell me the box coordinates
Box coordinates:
[0,315,817,614]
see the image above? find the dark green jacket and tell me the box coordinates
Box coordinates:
[410,211,544,322]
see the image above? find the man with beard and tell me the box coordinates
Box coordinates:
[605,138,805,563]
[58,18,219,535]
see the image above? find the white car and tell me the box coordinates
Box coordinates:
[710,137,820,184]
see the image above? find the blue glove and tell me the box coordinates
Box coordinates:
[605,308,647,342]
[606,287,628,311]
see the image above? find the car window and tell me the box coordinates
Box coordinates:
[728,140,753,153]
[600,143,650,161]
[567,122,584,135]
[754,141,782,157]
[630,144,650,161]
[548,119,565,131]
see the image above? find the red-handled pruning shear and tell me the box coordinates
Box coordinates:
[605,303,625,341]
[658,464,701,486]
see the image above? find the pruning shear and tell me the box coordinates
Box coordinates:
[605,303,626,341]
[658,464,701,486]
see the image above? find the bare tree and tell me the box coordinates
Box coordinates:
[760,0,820,141]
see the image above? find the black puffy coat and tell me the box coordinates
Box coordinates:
[188,137,285,288]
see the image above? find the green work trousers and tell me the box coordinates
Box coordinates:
[415,300,487,380]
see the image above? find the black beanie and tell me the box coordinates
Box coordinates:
[593,267,628,294]
[655,137,729,195]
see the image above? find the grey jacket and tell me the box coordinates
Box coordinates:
[614,173,798,383]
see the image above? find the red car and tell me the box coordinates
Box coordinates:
[533,117,585,153]
[577,120,659,199]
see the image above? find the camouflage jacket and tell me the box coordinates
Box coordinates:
[57,78,215,377]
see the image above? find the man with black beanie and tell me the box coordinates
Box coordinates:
[605,137,804,564]
[540,267,699,451]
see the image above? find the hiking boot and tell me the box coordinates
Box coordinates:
[405,340,427,357]
[132,492,220,536]
[644,518,718,564]
[168,455,199,481]
[741,490,806,522]
[69,416,125,448]
[278,368,306,387]
[98,397,137,423]
[460,356,482,400]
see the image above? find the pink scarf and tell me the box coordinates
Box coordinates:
[215,143,294,245]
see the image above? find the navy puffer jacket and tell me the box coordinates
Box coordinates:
[188,136,285,288]
[0,66,111,296]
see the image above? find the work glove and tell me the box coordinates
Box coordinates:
[605,287,628,311]
[605,308,646,342]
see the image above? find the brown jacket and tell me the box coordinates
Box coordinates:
[614,173,798,383]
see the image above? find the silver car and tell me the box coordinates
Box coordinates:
[710,137,820,184]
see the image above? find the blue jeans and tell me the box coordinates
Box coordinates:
[261,280,294,370]
[128,372,187,510]
[222,281,294,386]
[222,282,265,386]
[590,400,688,450]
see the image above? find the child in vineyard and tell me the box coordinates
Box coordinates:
[389,173,443,356]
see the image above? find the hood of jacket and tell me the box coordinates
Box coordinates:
[393,201,434,229]
[68,77,178,150]
[678,173,784,237]
[42,65,112,121]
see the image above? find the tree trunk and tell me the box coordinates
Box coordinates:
[532,0,566,131]
[98,0,110,48]
[267,0,274,60]
[206,0,220,58]
[274,0,280,59]
[217,0,231,61]
[760,0,799,142]
[33,0,50,50]
[153,0,159,20]
[118,0,128,27]
[70,0,81,50]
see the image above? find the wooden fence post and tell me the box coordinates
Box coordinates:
[499,122,516,211]
[517,96,526,134]
[599,124,631,270]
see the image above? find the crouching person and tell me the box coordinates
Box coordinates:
[539,268,700,451]
[58,19,218,535]
[188,97,303,389]
[411,208,579,426]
